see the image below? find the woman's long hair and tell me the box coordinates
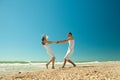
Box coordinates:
[41,36,46,45]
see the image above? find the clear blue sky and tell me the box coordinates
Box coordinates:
[0,0,120,61]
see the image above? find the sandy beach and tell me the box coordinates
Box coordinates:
[0,61,120,80]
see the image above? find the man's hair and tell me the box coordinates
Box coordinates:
[68,32,72,35]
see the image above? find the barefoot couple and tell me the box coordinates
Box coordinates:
[41,32,76,69]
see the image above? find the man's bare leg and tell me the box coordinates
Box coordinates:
[62,59,67,68]
[67,59,76,67]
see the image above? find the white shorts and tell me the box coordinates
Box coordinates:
[64,48,74,60]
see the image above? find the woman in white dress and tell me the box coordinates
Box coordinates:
[42,35,56,69]
[57,32,76,68]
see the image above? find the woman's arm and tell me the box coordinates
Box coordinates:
[47,41,57,44]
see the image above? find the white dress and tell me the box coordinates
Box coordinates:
[43,44,54,58]
[64,40,74,60]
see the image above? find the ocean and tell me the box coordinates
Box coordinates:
[0,61,119,74]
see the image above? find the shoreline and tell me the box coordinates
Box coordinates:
[0,61,120,80]
[0,61,120,74]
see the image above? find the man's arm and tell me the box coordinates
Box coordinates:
[57,39,69,44]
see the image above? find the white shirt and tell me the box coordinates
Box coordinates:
[68,40,74,49]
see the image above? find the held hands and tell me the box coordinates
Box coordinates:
[56,40,65,44]
[50,40,65,44]
[47,41,62,44]
[56,41,60,44]
[56,41,59,44]
[50,41,60,44]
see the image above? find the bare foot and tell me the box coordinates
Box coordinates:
[46,64,48,69]
[52,66,55,69]
[62,66,65,68]
[73,64,76,67]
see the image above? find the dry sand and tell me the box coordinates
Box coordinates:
[0,62,120,80]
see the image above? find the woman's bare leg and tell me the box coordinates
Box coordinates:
[52,57,55,69]
[46,58,53,69]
